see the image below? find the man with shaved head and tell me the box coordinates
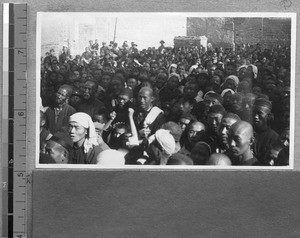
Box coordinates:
[44,84,76,134]
[179,121,206,156]
[134,87,164,139]
[207,153,232,166]
[227,120,259,165]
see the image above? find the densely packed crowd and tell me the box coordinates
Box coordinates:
[39,39,291,166]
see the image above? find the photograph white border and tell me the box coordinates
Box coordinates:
[36,12,296,170]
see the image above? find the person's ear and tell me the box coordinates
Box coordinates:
[41,119,46,127]
[250,136,255,146]
[63,150,68,159]
[267,112,274,125]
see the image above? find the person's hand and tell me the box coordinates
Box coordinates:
[128,108,135,118]
[139,127,151,138]
[110,111,117,121]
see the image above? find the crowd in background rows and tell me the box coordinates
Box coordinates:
[39,38,291,166]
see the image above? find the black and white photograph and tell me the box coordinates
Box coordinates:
[36,12,296,169]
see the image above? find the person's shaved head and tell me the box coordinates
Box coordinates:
[207,153,232,166]
[59,84,73,98]
[228,121,254,157]
[187,121,206,144]
[138,87,154,111]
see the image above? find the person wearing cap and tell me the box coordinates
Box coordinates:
[227,120,258,165]
[40,130,73,164]
[44,48,58,65]
[205,104,226,153]
[129,42,139,55]
[59,46,70,64]
[68,112,109,164]
[158,40,165,54]
[100,41,109,57]
[221,75,239,92]
[146,129,176,165]
[91,39,99,54]
[69,88,82,111]
[252,97,279,162]
[194,92,223,124]
[44,84,76,134]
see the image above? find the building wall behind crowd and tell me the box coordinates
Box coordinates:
[187,17,291,48]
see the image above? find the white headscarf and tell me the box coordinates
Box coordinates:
[69,112,98,153]
[155,129,176,155]
[221,88,235,98]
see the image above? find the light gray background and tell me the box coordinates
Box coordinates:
[0,0,300,237]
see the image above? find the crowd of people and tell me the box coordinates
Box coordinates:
[39,38,291,166]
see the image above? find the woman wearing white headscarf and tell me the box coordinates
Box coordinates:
[68,112,109,164]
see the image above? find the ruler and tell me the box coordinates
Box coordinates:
[2,3,27,238]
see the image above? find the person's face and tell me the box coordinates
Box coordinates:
[253,106,270,129]
[238,68,247,80]
[69,95,81,107]
[219,117,238,147]
[207,112,223,134]
[178,118,190,131]
[117,94,130,108]
[190,144,210,165]
[101,75,111,89]
[224,79,236,90]
[143,63,150,72]
[252,86,262,96]
[113,128,126,138]
[223,92,232,105]
[245,66,254,79]
[178,66,185,74]
[110,80,123,96]
[212,75,221,85]
[231,95,243,112]
[127,78,137,89]
[177,100,193,114]
[150,63,158,74]
[237,82,249,94]
[45,140,68,164]
[82,81,96,100]
[68,122,87,143]
[156,74,167,89]
[204,97,221,110]
[184,83,198,98]
[167,77,179,90]
[94,115,106,124]
[170,67,177,73]
[74,71,80,78]
[228,127,251,157]
[188,124,205,144]
[138,90,153,111]
[56,88,68,105]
